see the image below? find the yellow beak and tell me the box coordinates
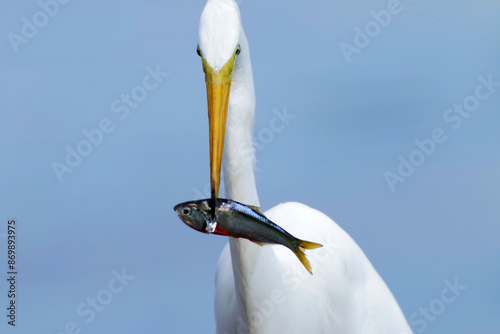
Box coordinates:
[201,48,238,199]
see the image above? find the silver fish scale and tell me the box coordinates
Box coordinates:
[229,202,294,243]
[220,201,233,212]
[231,202,264,221]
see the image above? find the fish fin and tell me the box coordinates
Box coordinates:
[294,240,323,274]
[248,205,264,215]
[299,240,323,250]
[251,240,265,246]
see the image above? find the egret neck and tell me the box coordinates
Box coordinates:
[223,30,282,328]
[199,0,282,330]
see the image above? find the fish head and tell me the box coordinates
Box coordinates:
[173,200,211,232]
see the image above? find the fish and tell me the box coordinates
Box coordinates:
[174,198,323,274]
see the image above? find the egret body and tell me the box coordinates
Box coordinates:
[197,0,412,332]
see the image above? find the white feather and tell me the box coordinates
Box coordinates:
[199,0,241,72]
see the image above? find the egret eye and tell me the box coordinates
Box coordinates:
[235,45,241,55]
[182,207,191,215]
[197,45,202,57]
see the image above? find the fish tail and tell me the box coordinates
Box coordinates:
[300,240,323,250]
[294,240,323,274]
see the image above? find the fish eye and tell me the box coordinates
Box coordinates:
[235,45,241,55]
[182,207,191,215]
[197,45,202,57]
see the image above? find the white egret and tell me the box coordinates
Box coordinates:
[197,0,412,332]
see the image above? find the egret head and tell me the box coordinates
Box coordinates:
[198,0,242,200]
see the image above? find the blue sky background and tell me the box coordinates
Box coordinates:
[1,0,499,333]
